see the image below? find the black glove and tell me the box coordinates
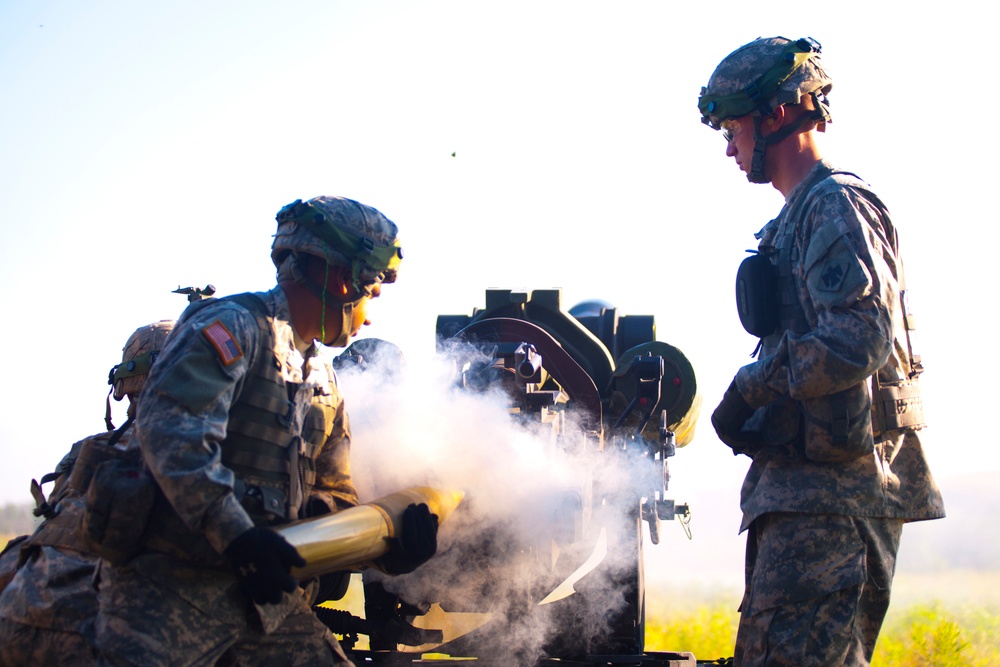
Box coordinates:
[711,380,758,456]
[379,503,439,575]
[224,526,306,605]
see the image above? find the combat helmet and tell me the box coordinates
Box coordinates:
[272,196,403,294]
[698,37,833,183]
[271,195,403,346]
[107,319,175,428]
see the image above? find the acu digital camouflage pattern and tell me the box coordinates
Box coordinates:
[734,512,902,666]
[0,429,128,666]
[96,553,353,666]
[724,160,944,665]
[271,195,401,286]
[734,160,944,528]
[702,36,832,124]
[94,286,358,666]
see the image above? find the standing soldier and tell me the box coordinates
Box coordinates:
[699,37,945,665]
[0,319,174,665]
[93,196,437,666]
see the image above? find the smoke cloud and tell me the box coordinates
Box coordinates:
[331,338,659,662]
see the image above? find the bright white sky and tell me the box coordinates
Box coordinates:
[0,0,994,579]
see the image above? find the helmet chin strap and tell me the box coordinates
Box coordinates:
[327,301,354,347]
[749,117,770,184]
[747,99,830,184]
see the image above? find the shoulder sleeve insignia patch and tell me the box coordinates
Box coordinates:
[820,262,847,290]
[202,320,243,365]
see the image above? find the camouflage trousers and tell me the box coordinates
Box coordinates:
[94,553,355,667]
[734,512,903,667]
[0,544,102,666]
[0,619,97,665]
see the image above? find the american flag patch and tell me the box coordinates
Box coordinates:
[202,320,243,365]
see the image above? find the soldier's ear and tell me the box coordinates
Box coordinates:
[304,255,352,297]
[320,262,355,299]
[330,264,352,297]
[767,106,785,129]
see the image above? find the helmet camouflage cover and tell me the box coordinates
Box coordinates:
[271,195,403,292]
[698,36,833,130]
[110,319,175,401]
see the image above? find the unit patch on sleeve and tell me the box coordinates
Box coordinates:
[202,320,243,365]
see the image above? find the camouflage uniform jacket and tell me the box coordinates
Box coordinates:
[735,160,945,532]
[0,428,126,633]
[136,286,358,557]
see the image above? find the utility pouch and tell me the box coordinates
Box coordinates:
[736,252,778,338]
[66,438,121,494]
[741,398,802,461]
[872,377,926,441]
[800,382,873,462]
[82,450,156,565]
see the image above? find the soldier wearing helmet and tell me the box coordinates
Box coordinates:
[701,38,945,665]
[699,36,832,186]
[92,197,435,667]
[105,319,175,428]
[0,319,174,665]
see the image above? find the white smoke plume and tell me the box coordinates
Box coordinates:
[331,338,661,663]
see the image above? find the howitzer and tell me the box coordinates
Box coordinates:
[331,288,703,667]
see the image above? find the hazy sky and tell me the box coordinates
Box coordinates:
[0,0,993,578]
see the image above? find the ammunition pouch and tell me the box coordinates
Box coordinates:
[800,382,874,463]
[66,437,119,495]
[234,477,289,525]
[736,252,778,338]
[742,382,876,463]
[81,444,156,565]
[741,399,801,461]
[872,376,926,442]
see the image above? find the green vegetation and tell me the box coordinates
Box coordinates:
[643,601,1000,666]
[874,604,1000,667]
[645,601,738,663]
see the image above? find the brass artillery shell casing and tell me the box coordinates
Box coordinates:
[278,486,465,579]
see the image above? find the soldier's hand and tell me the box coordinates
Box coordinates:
[711,380,758,456]
[224,526,306,605]
[379,503,438,575]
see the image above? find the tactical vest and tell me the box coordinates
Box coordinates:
[735,166,926,459]
[142,293,343,563]
[219,293,340,524]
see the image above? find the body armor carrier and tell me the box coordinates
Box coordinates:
[219,293,339,525]
[142,293,342,563]
[735,166,926,460]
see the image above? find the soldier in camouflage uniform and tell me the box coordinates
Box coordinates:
[699,38,945,666]
[0,319,174,666]
[92,196,436,667]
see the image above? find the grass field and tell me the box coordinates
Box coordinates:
[644,570,1000,666]
[645,599,1000,666]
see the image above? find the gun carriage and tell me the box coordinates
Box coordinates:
[317,288,705,666]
